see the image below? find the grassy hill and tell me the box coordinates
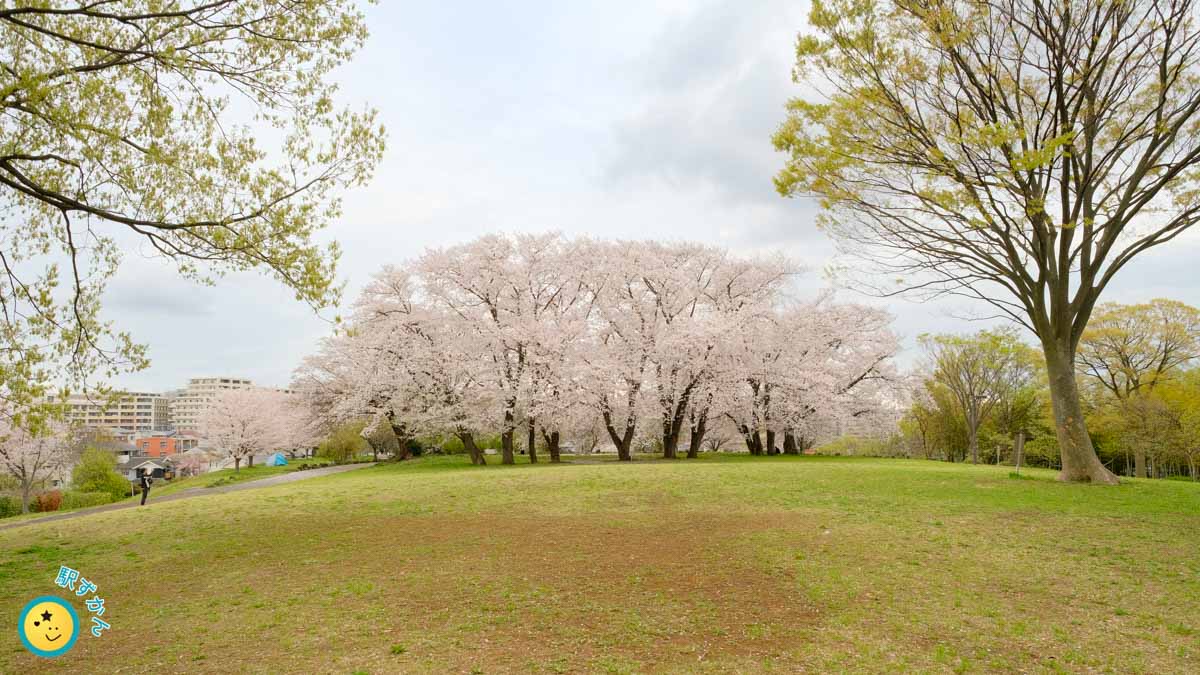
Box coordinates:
[2,455,1198,673]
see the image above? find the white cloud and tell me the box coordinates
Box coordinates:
[95,0,1200,391]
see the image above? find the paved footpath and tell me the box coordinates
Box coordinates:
[0,463,376,532]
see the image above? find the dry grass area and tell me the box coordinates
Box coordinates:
[2,455,1199,673]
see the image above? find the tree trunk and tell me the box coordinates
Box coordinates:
[458,431,486,466]
[783,431,799,455]
[1133,449,1147,478]
[501,431,515,465]
[247,454,255,468]
[497,404,517,464]
[662,413,679,459]
[541,429,561,463]
[501,409,516,465]
[234,457,242,472]
[602,409,634,461]
[527,417,538,464]
[1013,430,1025,471]
[740,425,755,454]
[388,417,412,460]
[687,414,707,459]
[1044,341,1118,484]
[766,430,777,455]
[740,425,764,455]
[968,425,979,464]
[20,481,32,514]
[659,377,701,459]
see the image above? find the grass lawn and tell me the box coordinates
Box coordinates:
[2,455,1198,673]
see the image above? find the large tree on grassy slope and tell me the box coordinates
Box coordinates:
[774,0,1200,483]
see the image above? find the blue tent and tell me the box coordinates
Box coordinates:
[266,452,288,466]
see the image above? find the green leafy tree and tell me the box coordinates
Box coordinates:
[1157,370,1200,479]
[903,380,968,462]
[919,329,1040,464]
[71,447,127,501]
[774,1,1200,483]
[0,2,386,408]
[1118,394,1180,478]
[1078,299,1200,401]
[319,421,368,464]
[989,365,1045,468]
[1078,299,1200,476]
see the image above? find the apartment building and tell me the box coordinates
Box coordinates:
[64,392,171,436]
[63,375,277,438]
[168,376,256,433]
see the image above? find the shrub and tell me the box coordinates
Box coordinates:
[0,495,22,519]
[437,434,465,454]
[73,447,132,500]
[1022,435,1061,469]
[62,491,115,510]
[33,490,63,513]
[296,461,333,471]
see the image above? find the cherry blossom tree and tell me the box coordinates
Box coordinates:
[0,408,72,512]
[296,264,499,464]
[274,393,319,458]
[416,236,532,464]
[507,234,593,463]
[296,233,901,466]
[570,240,661,461]
[647,244,792,458]
[357,266,493,462]
[172,452,210,478]
[201,388,294,471]
[720,298,899,455]
[416,233,596,464]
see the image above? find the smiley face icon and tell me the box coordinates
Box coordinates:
[18,596,79,658]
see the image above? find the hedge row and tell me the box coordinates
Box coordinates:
[0,490,118,519]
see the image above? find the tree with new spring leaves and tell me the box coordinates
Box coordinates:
[774,0,1200,483]
[1156,369,1200,479]
[0,1,385,408]
[919,329,1039,465]
[1078,299,1200,400]
[1078,299,1199,476]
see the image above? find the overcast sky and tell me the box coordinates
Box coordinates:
[105,0,1200,393]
